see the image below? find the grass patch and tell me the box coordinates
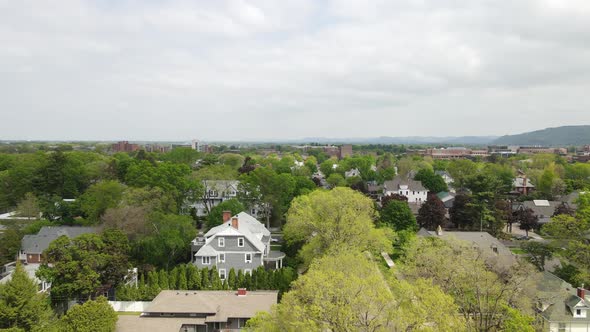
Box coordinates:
[510,248,526,254]
[270,245,282,250]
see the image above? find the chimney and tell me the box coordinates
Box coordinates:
[523,176,528,195]
[222,211,232,223]
[231,217,239,229]
[578,287,586,299]
[237,288,247,296]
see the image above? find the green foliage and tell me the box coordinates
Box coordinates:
[15,192,40,219]
[500,304,535,332]
[218,153,245,169]
[284,188,393,267]
[0,262,55,331]
[161,147,200,165]
[79,180,125,221]
[38,230,130,302]
[414,169,448,193]
[446,159,477,189]
[380,200,417,232]
[325,173,345,188]
[132,213,195,269]
[521,241,553,271]
[207,199,245,230]
[246,252,465,331]
[59,297,117,332]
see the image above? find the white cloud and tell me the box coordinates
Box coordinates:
[0,0,589,141]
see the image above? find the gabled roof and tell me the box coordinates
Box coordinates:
[383,176,427,192]
[21,226,98,254]
[513,177,535,188]
[145,290,278,321]
[200,212,268,254]
[566,295,589,309]
[202,180,239,192]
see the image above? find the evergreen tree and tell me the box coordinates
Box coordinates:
[158,269,169,289]
[0,262,54,331]
[201,267,210,289]
[237,270,245,288]
[187,265,201,290]
[147,271,161,299]
[227,268,237,290]
[210,266,222,290]
[177,265,188,290]
[169,267,178,289]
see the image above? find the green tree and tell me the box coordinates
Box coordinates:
[284,188,393,267]
[449,194,476,229]
[515,207,539,237]
[246,252,464,331]
[206,199,245,230]
[414,169,448,193]
[219,153,245,169]
[15,192,41,219]
[0,262,54,331]
[326,173,346,188]
[380,199,417,232]
[79,180,125,221]
[446,159,477,189]
[187,264,201,290]
[59,297,117,332]
[132,213,195,269]
[521,241,553,271]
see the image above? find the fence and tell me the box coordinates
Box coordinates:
[108,301,151,312]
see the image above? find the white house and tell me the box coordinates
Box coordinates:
[344,168,361,178]
[383,176,428,203]
[188,180,240,217]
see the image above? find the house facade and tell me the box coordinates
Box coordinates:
[192,212,285,280]
[189,180,240,217]
[383,176,428,203]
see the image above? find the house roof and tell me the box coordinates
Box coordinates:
[383,176,427,192]
[513,177,535,188]
[116,316,206,332]
[521,200,560,223]
[199,212,268,254]
[202,180,239,192]
[145,290,278,322]
[536,272,590,323]
[418,229,516,268]
[21,226,98,254]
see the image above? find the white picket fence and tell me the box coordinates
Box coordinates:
[108,301,151,312]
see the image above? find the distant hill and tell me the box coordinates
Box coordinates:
[493,125,590,146]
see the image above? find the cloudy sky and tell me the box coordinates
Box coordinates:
[1,0,590,141]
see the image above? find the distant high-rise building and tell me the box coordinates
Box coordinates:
[112,141,139,153]
[339,144,353,159]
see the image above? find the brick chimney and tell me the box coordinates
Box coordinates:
[231,217,239,229]
[222,211,232,223]
[578,287,586,299]
[523,176,528,195]
[237,288,247,296]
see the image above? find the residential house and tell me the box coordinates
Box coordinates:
[536,272,590,331]
[116,289,278,332]
[436,191,456,209]
[435,170,454,187]
[517,200,562,225]
[512,175,535,196]
[418,227,516,269]
[344,168,361,178]
[192,212,285,280]
[189,180,240,217]
[383,176,428,204]
[19,226,97,264]
[367,181,383,201]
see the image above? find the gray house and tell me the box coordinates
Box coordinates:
[192,212,285,281]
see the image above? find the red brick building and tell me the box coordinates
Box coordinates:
[112,141,140,153]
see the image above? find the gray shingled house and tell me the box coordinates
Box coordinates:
[191,212,285,281]
[19,226,97,264]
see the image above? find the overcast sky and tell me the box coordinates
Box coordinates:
[1,0,590,141]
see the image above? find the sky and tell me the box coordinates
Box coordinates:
[1,0,590,141]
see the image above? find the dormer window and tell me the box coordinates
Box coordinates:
[218,237,225,247]
[577,309,582,316]
[238,238,244,247]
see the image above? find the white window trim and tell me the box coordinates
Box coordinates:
[202,256,211,265]
[245,253,252,263]
[238,237,244,247]
[218,237,225,247]
[219,269,226,280]
[219,253,225,263]
[244,269,252,275]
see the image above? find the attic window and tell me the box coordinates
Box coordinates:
[238,238,244,247]
[577,309,582,316]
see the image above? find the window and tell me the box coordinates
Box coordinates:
[559,323,566,332]
[245,253,252,263]
[244,269,252,275]
[219,253,225,263]
[577,309,582,316]
[413,191,415,195]
[238,237,244,247]
[218,237,225,247]
[406,191,409,195]
[219,269,226,280]
[202,256,210,265]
